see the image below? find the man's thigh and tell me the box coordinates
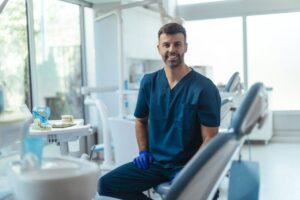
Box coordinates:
[100,162,168,192]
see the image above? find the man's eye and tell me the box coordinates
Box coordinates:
[163,44,169,48]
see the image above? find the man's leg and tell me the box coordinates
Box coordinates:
[99,162,167,200]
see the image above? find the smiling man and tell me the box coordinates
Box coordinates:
[99,23,221,200]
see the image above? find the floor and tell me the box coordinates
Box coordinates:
[240,142,300,200]
[1,142,300,200]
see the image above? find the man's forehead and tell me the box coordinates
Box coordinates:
[159,33,185,43]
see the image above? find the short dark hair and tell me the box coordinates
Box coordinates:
[158,23,186,41]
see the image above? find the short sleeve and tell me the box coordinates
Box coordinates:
[134,76,149,118]
[197,83,221,127]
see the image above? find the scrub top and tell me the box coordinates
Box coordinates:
[134,68,221,169]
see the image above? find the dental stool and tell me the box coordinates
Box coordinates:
[154,82,268,200]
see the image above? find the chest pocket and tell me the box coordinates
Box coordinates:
[173,104,197,124]
[149,103,167,120]
[149,103,198,129]
[183,104,199,129]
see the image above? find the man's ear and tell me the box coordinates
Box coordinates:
[185,42,188,53]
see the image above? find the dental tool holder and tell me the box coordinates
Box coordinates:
[29,119,92,155]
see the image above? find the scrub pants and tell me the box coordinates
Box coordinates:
[98,162,179,200]
[98,162,220,200]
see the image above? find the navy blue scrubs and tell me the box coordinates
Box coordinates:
[134,68,221,169]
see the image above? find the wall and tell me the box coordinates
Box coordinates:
[93,7,162,118]
[273,111,300,142]
[94,14,119,117]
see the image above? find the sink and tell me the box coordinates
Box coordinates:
[8,156,100,200]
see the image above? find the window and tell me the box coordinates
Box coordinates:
[32,0,84,119]
[248,12,300,110]
[0,0,29,109]
[185,17,243,86]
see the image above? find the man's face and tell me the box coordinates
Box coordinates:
[157,33,187,68]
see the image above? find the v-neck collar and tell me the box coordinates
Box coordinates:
[162,68,193,91]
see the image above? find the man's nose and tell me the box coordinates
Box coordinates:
[169,44,178,52]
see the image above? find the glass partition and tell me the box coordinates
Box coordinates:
[248,12,300,110]
[32,0,83,119]
[0,0,29,110]
[185,17,243,86]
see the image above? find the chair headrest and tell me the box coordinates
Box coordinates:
[224,72,241,93]
[229,82,268,138]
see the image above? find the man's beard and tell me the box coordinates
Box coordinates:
[164,53,183,69]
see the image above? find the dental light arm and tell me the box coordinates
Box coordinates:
[81,86,118,170]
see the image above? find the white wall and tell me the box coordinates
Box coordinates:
[123,7,161,60]
[93,7,162,118]
[273,111,300,137]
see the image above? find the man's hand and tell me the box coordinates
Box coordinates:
[133,150,153,169]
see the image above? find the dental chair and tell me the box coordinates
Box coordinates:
[220,98,233,122]
[154,82,268,200]
[153,97,237,197]
[223,72,241,93]
[220,72,243,128]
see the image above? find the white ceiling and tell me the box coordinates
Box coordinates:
[178,0,300,20]
[81,0,143,4]
[75,0,300,21]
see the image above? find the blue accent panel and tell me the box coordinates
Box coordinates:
[228,161,260,200]
[224,72,239,92]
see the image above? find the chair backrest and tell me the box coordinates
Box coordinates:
[224,72,240,93]
[229,82,268,138]
[164,82,268,200]
[165,133,238,200]
[220,98,232,121]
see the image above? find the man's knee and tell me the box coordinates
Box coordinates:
[98,173,113,196]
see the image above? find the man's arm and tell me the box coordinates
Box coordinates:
[200,125,219,149]
[135,117,148,151]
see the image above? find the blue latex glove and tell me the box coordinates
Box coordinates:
[133,150,153,169]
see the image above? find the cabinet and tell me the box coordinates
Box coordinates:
[123,58,162,116]
[125,58,162,89]
[191,65,213,79]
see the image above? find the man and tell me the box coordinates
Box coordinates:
[99,22,221,200]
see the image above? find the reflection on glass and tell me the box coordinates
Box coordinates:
[32,0,83,119]
[248,12,300,110]
[185,17,243,86]
[0,0,29,110]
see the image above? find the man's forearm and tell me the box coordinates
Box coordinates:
[135,118,148,151]
[200,125,219,149]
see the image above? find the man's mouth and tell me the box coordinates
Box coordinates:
[167,54,178,61]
